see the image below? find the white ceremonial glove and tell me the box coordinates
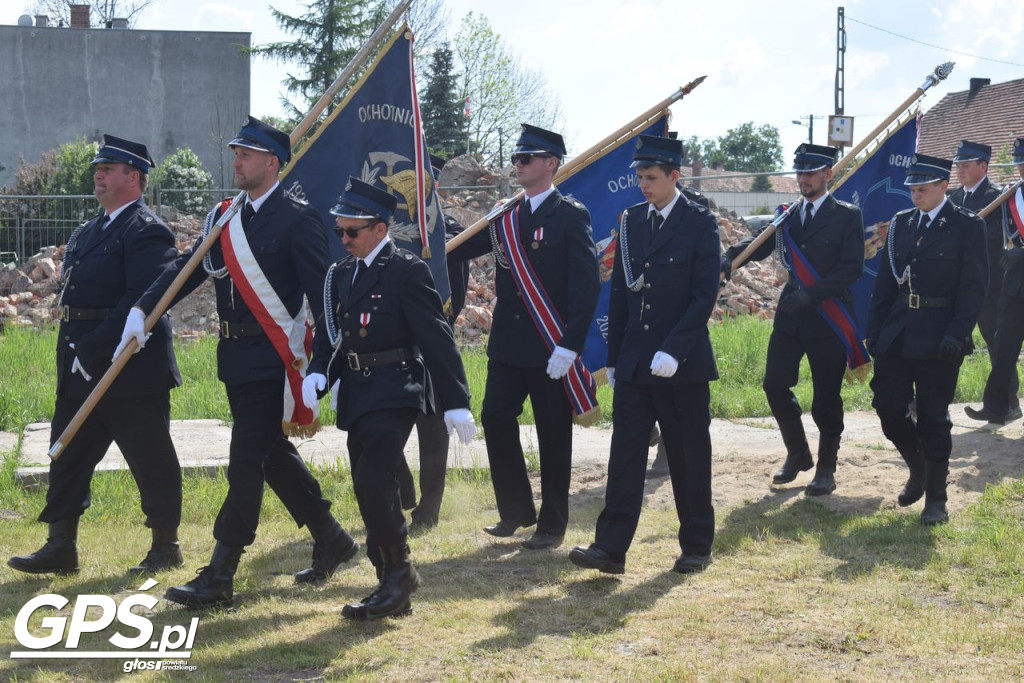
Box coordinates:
[650,351,679,378]
[545,345,577,380]
[330,380,340,411]
[112,307,149,360]
[606,367,615,389]
[443,408,478,445]
[68,343,92,382]
[301,372,327,409]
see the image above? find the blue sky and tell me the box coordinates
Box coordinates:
[4,0,1022,161]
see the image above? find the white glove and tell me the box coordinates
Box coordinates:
[606,367,615,389]
[650,351,679,378]
[68,343,93,382]
[112,307,149,360]
[545,345,577,380]
[301,372,327,409]
[443,408,478,445]
[330,380,340,411]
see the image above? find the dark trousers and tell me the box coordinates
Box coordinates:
[595,380,714,559]
[41,392,181,528]
[347,407,420,547]
[977,280,1001,368]
[409,412,450,525]
[763,328,848,440]
[214,380,332,547]
[481,360,572,535]
[981,293,1024,415]
[871,340,963,463]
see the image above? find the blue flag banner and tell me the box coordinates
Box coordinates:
[281,25,449,303]
[558,116,669,373]
[830,114,918,337]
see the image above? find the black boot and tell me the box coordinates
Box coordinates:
[919,461,949,526]
[771,416,814,484]
[894,439,926,507]
[341,551,385,621]
[128,528,184,575]
[294,515,359,585]
[805,436,840,496]
[8,517,80,575]
[165,543,243,607]
[363,544,420,620]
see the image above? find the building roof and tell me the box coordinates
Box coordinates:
[678,166,799,193]
[917,77,1024,187]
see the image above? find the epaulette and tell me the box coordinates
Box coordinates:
[335,254,357,267]
[893,207,916,219]
[834,198,858,210]
[562,195,588,212]
[680,185,711,208]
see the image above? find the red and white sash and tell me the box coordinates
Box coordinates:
[1009,186,1024,242]
[219,207,319,437]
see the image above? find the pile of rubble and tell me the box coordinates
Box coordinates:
[1,155,783,336]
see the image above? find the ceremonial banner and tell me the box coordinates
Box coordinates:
[282,25,449,303]
[830,114,918,337]
[557,116,669,373]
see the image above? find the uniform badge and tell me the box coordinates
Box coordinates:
[359,312,370,337]
[532,227,543,249]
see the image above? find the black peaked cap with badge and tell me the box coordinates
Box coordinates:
[514,124,566,159]
[330,177,398,224]
[1012,138,1024,165]
[952,140,991,163]
[91,134,155,173]
[630,135,684,168]
[228,115,292,165]
[905,154,952,186]
[792,144,838,172]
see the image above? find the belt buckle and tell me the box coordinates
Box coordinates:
[346,352,361,371]
[60,305,70,322]
[220,320,231,337]
[908,293,920,310]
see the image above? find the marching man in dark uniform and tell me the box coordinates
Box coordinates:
[449,124,601,550]
[302,178,475,620]
[722,144,865,496]
[569,135,720,575]
[9,135,184,576]
[866,154,988,524]
[118,117,358,606]
[967,138,1024,426]
[952,139,1022,424]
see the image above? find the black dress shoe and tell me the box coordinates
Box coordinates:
[672,553,712,574]
[964,405,1014,424]
[771,450,814,484]
[568,545,625,574]
[522,532,564,550]
[483,518,535,538]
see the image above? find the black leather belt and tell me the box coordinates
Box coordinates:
[346,347,417,371]
[907,293,953,309]
[59,305,110,322]
[219,321,266,338]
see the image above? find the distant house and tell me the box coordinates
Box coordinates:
[0,16,250,189]
[918,77,1024,188]
[678,163,799,217]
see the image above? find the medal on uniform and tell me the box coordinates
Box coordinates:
[359,312,370,337]
[532,227,543,249]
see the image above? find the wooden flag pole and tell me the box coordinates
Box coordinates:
[979,177,1023,220]
[446,76,708,254]
[47,7,412,461]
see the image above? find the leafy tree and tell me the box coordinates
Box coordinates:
[704,122,783,173]
[453,12,562,165]
[152,148,213,216]
[420,43,462,159]
[32,0,154,27]
[51,137,99,196]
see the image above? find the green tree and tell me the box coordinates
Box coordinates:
[51,137,99,196]
[420,43,462,159]
[706,122,783,173]
[152,148,213,216]
[454,12,562,165]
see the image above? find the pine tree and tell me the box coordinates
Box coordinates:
[420,44,463,159]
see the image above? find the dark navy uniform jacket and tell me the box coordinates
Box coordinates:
[949,177,1003,294]
[58,199,181,401]
[866,201,988,359]
[308,240,470,431]
[137,185,330,386]
[725,194,864,338]
[607,195,720,385]
[448,189,600,367]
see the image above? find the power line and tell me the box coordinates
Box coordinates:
[847,15,1024,68]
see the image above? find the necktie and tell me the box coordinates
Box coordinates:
[242,202,255,230]
[804,202,814,225]
[352,260,366,287]
[651,212,664,237]
[916,213,931,241]
[964,191,972,203]
[522,200,532,216]
[100,214,111,231]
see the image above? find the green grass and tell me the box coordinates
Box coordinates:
[0,317,994,433]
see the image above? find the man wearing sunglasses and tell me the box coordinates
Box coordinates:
[118,116,358,607]
[449,124,601,551]
[302,177,475,620]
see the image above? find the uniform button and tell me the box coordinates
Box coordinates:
[516,291,522,297]
[344,331,350,337]
[70,285,76,290]
[801,244,806,249]
[645,304,651,310]
[75,260,80,265]
[514,314,520,320]
[644,262,650,268]
[912,258,917,263]
[669,257,674,262]
[64,335,70,341]
[645,283,651,289]
[643,324,650,330]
